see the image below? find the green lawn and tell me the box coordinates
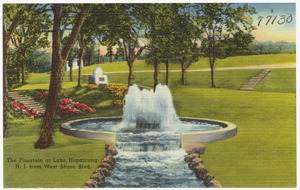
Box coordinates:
[15,54,295,91]
[4,118,106,188]
[81,53,295,73]
[255,68,296,93]
[4,54,296,188]
[172,87,296,187]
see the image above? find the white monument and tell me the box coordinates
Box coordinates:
[89,67,108,84]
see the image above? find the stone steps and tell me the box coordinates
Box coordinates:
[240,69,271,91]
[8,91,46,115]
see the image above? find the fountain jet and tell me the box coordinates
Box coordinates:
[122,84,180,129]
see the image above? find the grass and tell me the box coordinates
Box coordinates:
[4,87,123,188]
[79,54,295,74]
[4,118,106,188]
[4,54,296,187]
[255,68,296,93]
[171,87,296,187]
[14,54,295,91]
[107,69,261,90]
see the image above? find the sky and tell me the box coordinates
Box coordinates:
[250,3,296,42]
[3,2,296,55]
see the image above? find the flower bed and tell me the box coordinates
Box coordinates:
[12,100,39,119]
[106,85,128,105]
[11,90,96,119]
[59,98,96,114]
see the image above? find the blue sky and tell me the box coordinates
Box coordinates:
[250,3,296,42]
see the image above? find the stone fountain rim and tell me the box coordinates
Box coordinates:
[60,116,237,145]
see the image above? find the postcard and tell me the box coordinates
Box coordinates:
[1,1,297,188]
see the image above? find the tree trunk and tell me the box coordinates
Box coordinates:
[69,62,73,81]
[17,65,21,83]
[34,58,65,149]
[181,61,186,85]
[165,59,169,86]
[21,61,26,85]
[3,41,9,137]
[34,4,91,149]
[210,62,215,88]
[153,61,160,91]
[128,63,133,86]
[34,5,63,149]
[209,42,216,88]
[78,49,83,87]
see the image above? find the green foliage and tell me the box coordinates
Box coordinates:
[4,4,51,87]
[27,51,51,73]
[193,3,257,87]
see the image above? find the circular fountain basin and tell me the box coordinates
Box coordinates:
[60,117,237,146]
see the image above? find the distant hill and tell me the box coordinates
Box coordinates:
[248,41,296,54]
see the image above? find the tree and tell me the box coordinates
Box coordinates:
[83,44,96,66]
[104,4,147,86]
[67,46,79,82]
[143,4,181,89]
[177,42,200,86]
[34,4,91,149]
[105,46,114,63]
[147,4,182,86]
[169,5,200,86]
[144,4,200,87]
[193,3,256,87]
[115,45,125,61]
[9,6,50,85]
[3,4,36,137]
[101,35,118,63]
[27,51,51,73]
[143,4,163,91]
[77,17,97,87]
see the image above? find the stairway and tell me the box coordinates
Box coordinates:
[8,91,46,115]
[240,69,271,91]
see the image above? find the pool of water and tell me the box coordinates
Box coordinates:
[70,119,222,133]
[68,119,221,188]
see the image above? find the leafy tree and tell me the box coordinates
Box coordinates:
[101,4,147,86]
[83,44,96,66]
[27,51,51,73]
[115,44,125,61]
[193,3,256,87]
[34,4,91,149]
[106,46,114,63]
[143,4,164,90]
[76,14,97,87]
[146,4,183,86]
[145,4,200,87]
[67,46,79,81]
[3,4,36,137]
[173,5,200,85]
[9,5,51,85]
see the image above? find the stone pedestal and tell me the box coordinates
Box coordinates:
[88,67,108,85]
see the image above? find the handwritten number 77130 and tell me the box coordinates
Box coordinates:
[257,14,293,26]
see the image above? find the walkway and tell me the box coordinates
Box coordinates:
[239,69,272,91]
[104,63,295,74]
[8,91,46,115]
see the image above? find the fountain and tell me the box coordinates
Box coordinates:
[121,84,180,129]
[60,84,237,187]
